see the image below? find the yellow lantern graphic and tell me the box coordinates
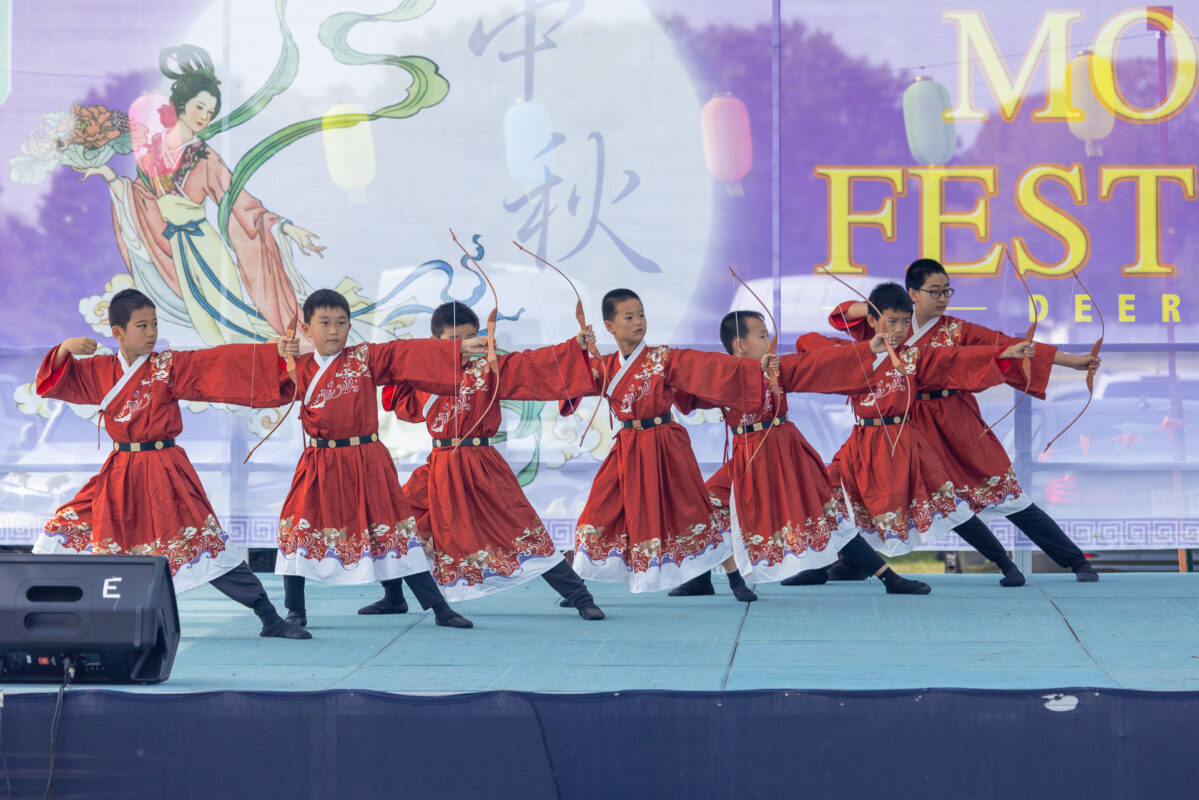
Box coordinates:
[322,103,376,203]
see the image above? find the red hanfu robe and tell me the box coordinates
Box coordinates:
[34,344,283,591]
[572,343,764,592]
[830,303,1055,519]
[381,340,596,601]
[275,339,462,584]
[678,348,886,582]
[797,334,1014,556]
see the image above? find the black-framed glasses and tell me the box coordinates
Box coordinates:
[917,287,955,300]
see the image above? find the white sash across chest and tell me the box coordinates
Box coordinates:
[99,353,150,412]
[607,340,648,399]
[303,353,340,406]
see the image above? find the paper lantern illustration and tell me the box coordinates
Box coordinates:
[701,93,753,197]
[902,76,956,166]
[128,93,173,163]
[504,100,555,188]
[1067,50,1115,157]
[321,103,375,203]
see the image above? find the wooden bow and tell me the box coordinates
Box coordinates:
[981,247,1036,438]
[512,241,609,445]
[244,310,299,463]
[1041,266,1104,455]
[818,267,910,455]
[728,265,781,472]
[449,228,499,452]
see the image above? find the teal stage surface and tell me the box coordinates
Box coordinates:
[13,572,1197,693]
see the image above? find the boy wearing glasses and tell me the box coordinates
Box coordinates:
[826,258,1101,582]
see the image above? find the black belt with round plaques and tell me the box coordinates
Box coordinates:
[917,389,958,401]
[113,438,176,452]
[620,415,674,431]
[857,414,908,427]
[308,433,379,448]
[732,414,788,436]
[431,437,491,448]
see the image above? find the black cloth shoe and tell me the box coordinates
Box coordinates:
[827,562,871,581]
[668,572,715,596]
[433,601,473,628]
[1073,562,1099,582]
[879,567,932,595]
[1000,565,1027,587]
[780,568,829,586]
[358,598,409,615]
[435,613,474,629]
[883,576,932,595]
[260,619,312,639]
[284,610,307,627]
[731,584,758,602]
[578,604,606,620]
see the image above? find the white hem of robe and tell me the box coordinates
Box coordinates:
[440,551,565,603]
[273,538,433,584]
[572,536,732,593]
[32,530,242,593]
[861,498,977,557]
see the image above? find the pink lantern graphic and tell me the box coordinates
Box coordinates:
[701,92,752,197]
[127,92,174,162]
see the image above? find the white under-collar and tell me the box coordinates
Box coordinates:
[314,351,335,368]
[909,313,940,345]
[119,351,143,374]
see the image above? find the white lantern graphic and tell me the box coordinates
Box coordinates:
[1066,50,1115,157]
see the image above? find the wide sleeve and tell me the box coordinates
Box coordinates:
[381,383,429,423]
[958,319,1055,399]
[795,331,854,354]
[828,300,871,342]
[169,344,284,407]
[672,387,721,416]
[35,345,106,404]
[778,341,878,395]
[495,339,596,402]
[913,345,1007,394]
[665,348,764,411]
[368,339,462,394]
[198,149,298,337]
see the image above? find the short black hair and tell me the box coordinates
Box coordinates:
[906,258,948,291]
[302,289,350,323]
[108,288,156,329]
[867,282,913,319]
[602,288,641,322]
[430,301,479,337]
[719,310,765,355]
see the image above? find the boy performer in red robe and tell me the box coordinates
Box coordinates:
[372,301,605,620]
[799,283,1034,558]
[681,311,931,595]
[275,290,484,629]
[35,289,309,639]
[570,289,773,594]
[827,259,1100,581]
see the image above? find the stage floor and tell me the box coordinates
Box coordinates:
[9,572,1199,693]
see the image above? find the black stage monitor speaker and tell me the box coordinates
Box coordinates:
[0,554,180,684]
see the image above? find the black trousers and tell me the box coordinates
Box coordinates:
[837,534,886,575]
[284,571,449,612]
[541,560,594,608]
[1006,503,1087,568]
[210,562,281,623]
[952,515,1013,566]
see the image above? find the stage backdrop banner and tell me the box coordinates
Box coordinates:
[1,1,1196,551]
